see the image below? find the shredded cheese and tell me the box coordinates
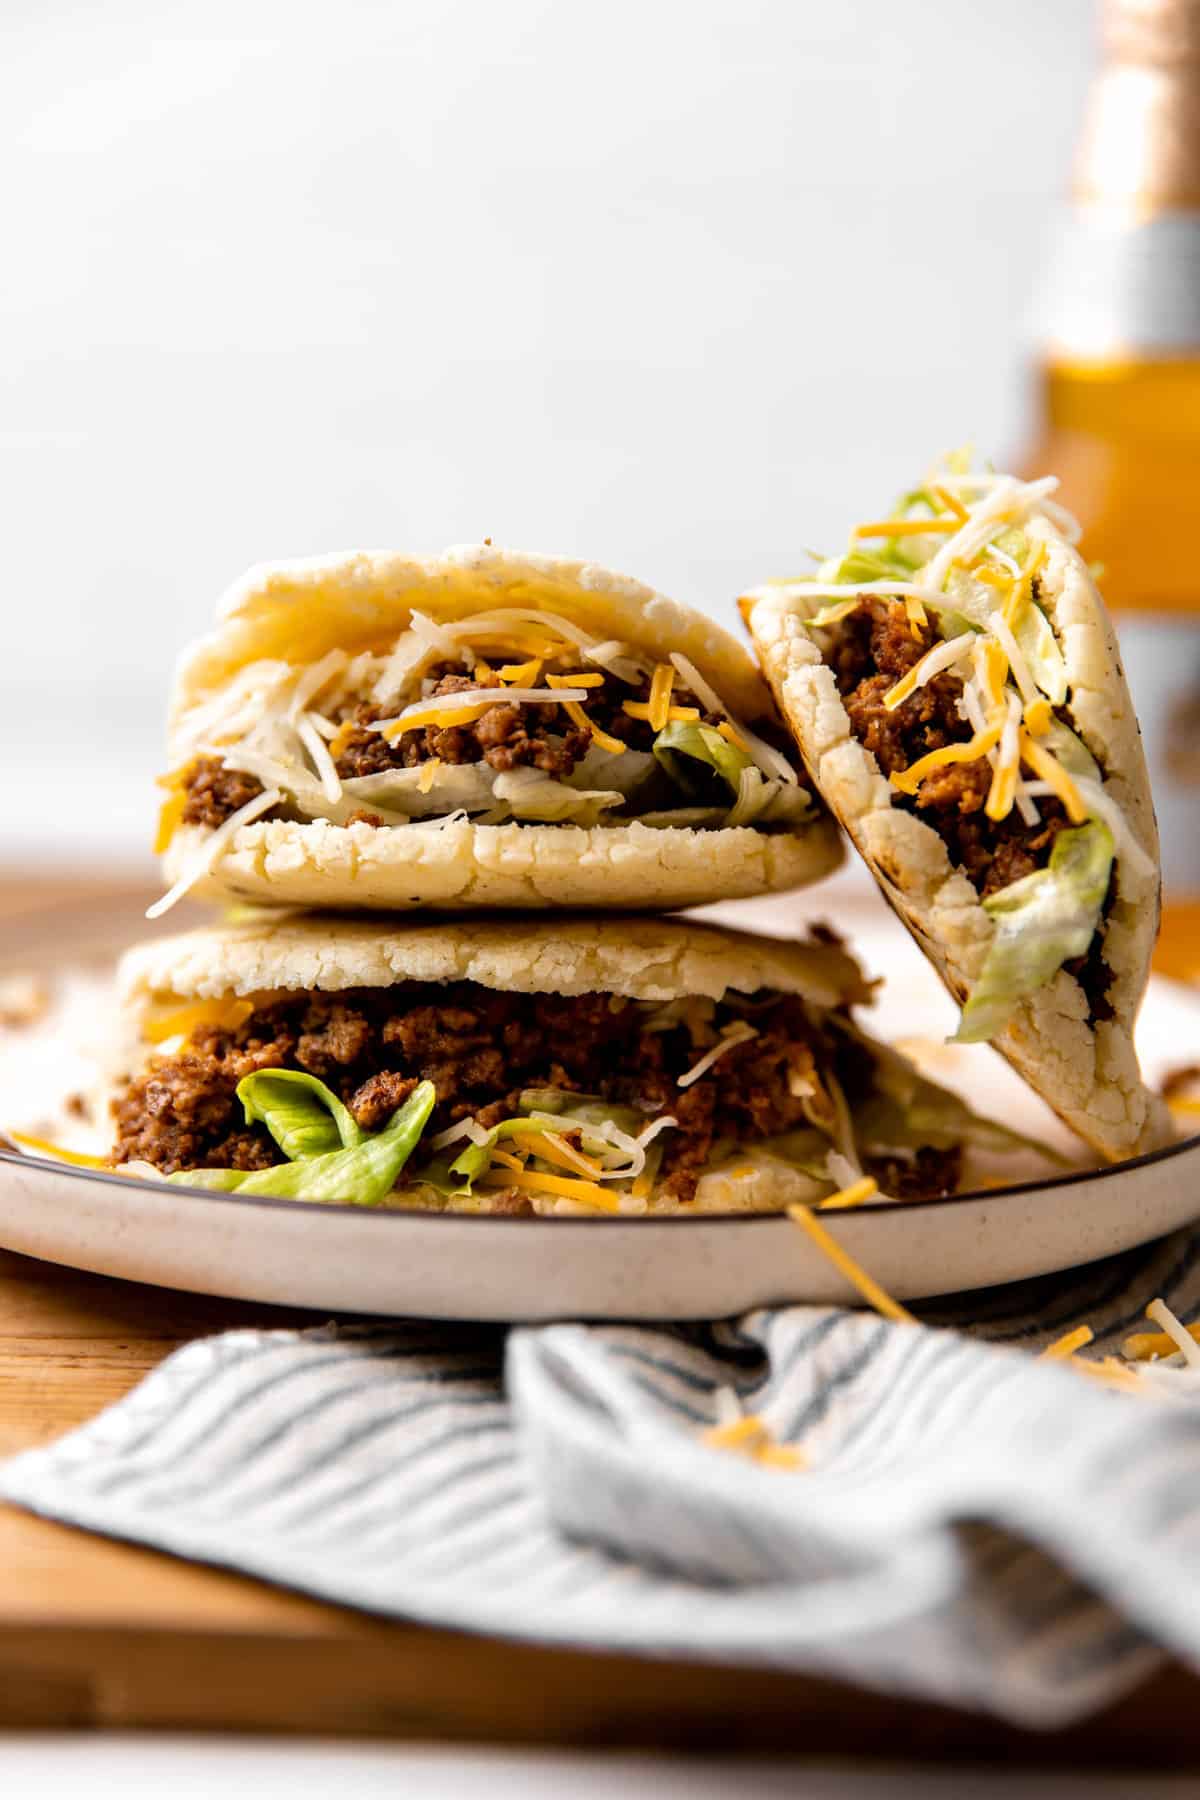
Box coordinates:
[297,714,342,803]
[478,1168,622,1213]
[1039,1323,1095,1361]
[146,786,282,920]
[815,1176,878,1212]
[499,658,543,685]
[328,720,355,761]
[786,1205,916,1324]
[546,672,603,689]
[987,610,1038,706]
[523,1132,604,1178]
[1123,1317,1200,1362]
[882,633,973,712]
[717,720,751,753]
[1145,1299,1200,1369]
[1018,732,1088,824]
[985,693,1023,822]
[145,997,254,1045]
[647,664,676,731]
[154,789,188,855]
[667,652,724,716]
[889,721,1003,796]
[677,1023,758,1089]
[490,1149,527,1174]
[1024,698,1052,736]
[7,1131,110,1169]
[852,517,960,538]
[701,1414,807,1471]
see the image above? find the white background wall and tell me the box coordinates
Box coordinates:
[1,0,1095,861]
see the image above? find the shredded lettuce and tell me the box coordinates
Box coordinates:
[237,1069,364,1160]
[1038,717,1100,784]
[816,547,918,584]
[652,720,750,797]
[169,1079,436,1205]
[1014,602,1069,705]
[954,821,1115,1044]
[851,1038,1066,1161]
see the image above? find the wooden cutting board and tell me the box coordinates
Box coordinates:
[2,872,1199,1760]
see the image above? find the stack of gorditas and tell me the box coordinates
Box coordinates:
[110,468,1170,1217]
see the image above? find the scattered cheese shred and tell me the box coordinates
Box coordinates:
[717,720,751,753]
[815,1176,878,1212]
[882,633,972,713]
[145,786,282,921]
[1145,1299,1200,1369]
[786,1204,916,1324]
[478,1168,621,1213]
[489,1149,527,1174]
[546,672,603,689]
[930,484,969,523]
[561,696,625,753]
[1024,697,1053,735]
[985,694,1023,823]
[154,789,188,855]
[8,1132,109,1170]
[1039,1323,1095,1361]
[145,997,253,1045]
[905,596,928,637]
[648,664,676,732]
[328,720,355,761]
[522,1132,604,1178]
[677,1023,758,1089]
[889,720,1003,796]
[1123,1316,1200,1362]
[1018,732,1088,824]
[499,658,543,685]
[631,1169,654,1201]
[417,758,442,794]
[852,517,959,539]
[701,1414,807,1471]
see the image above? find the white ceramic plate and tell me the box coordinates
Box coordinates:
[1,882,1198,1319]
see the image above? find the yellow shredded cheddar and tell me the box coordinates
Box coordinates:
[815,1176,878,1212]
[931,484,969,523]
[563,697,626,753]
[523,1132,604,1178]
[145,997,254,1045]
[154,789,188,855]
[787,1204,916,1324]
[648,663,676,732]
[717,720,751,753]
[889,721,1003,796]
[328,721,355,761]
[546,672,603,689]
[471,655,493,679]
[980,639,1009,712]
[1039,1324,1095,1361]
[1123,1319,1200,1361]
[701,1414,807,1472]
[851,517,959,539]
[478,1169,621,1212]
[1018,732,1088,823]
[417,758,442,794]
[8,1131,109,1170]
[489,1149,528,1174]
[383,700,495,738]
[498,658,543,685]
[1023,697,1053,736]
[905,596,928,637]
[631,1170,654,1201]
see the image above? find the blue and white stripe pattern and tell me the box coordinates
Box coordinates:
[6,1224,1200,1726]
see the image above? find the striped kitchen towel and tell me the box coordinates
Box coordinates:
[5,1224,1200,1728]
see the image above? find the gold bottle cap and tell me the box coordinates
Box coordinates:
[1076,0,1200,209]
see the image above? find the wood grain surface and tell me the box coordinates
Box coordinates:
[1,870,1198,1758]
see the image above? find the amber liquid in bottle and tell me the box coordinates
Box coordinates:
[1020,0,1200,955]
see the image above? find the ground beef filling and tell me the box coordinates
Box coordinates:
[331,663,671,784]
[111,985,961,1205]
[180,757,271,831]
[834,598,1113,1021]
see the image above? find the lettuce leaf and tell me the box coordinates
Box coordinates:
[853,1039,1066,1160]
[237,1069,364,1160]
[954,821,1115,1044]
[170,1080,437,1205]
[1014,602,1069,705]
[652,721,751,798]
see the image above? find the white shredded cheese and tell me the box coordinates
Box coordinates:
[1147,1299,1200,1370]
[429,1117,493,1151]
[677,1022,759,1089]
[288,650,348,721]
[986,610,1038,706]
[146,786,282,919]
[668,652,724,718]
[409,610,466,658]
[297,714,343,804]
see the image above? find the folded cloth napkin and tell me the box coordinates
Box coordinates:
[5,1224,1200,1730]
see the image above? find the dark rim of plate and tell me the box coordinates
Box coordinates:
[1,1132,1197,1224]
